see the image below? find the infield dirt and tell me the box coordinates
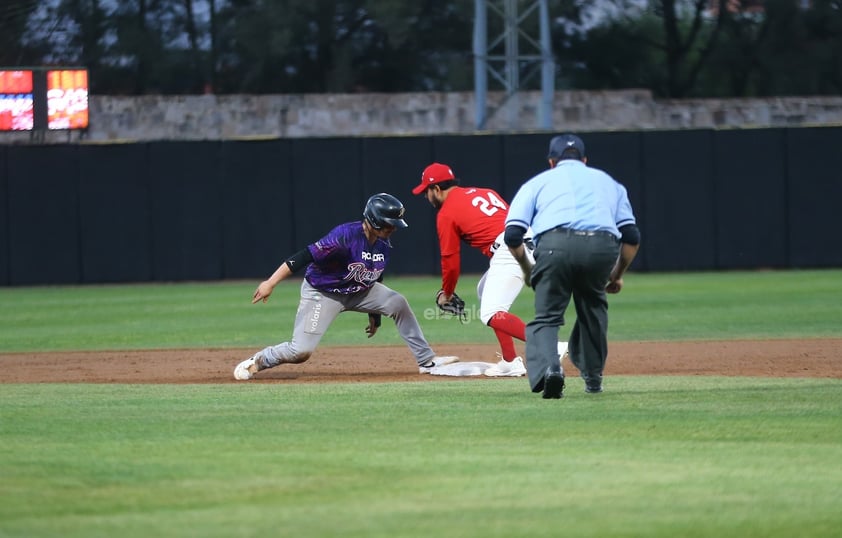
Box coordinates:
[3,339,840,384]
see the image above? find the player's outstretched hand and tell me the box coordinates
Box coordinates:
[436,290,466,320]
[252,281,275,304]
[365,313,382,338]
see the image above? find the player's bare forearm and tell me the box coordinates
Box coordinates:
[439,252,461,297]
[510,244,532,271]
[252,263,294,304]
[509,244,534,286]
[610,243,639,280]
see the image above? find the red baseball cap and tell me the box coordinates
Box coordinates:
[412,163,455,195]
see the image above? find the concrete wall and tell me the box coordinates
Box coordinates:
[3,89,842,144]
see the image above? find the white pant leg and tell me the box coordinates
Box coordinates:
[477,231,533,324]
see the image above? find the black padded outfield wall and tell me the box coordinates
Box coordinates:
[7,144,81,285]
[220,139,296,279]
[641,129,719,271]
[2,126,842,286]
[713,129,788,269]
[785,127,842,268]
[77,144,152,283]
[148,141,225,281]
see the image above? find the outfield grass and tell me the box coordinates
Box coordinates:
[0,269,840,352]
[1,379,840,538]
[1,270,841,537]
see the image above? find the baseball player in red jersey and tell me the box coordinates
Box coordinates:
[413,163,552,376]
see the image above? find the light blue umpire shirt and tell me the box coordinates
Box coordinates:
[506,160,636,240]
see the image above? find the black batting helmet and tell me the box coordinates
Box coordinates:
[363,193,408,230]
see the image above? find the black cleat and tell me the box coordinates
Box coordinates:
[584,374,603,393]
[542,366,565,399]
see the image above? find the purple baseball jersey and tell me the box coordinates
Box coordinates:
[305,221,391,294]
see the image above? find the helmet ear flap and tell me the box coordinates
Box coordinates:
[363,206,383,229]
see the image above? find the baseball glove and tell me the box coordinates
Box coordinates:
[436,289,467,322]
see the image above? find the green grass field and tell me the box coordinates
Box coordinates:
[1,270,841,537]
[0,269,840,352]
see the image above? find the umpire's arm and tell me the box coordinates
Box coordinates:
[606,224,641,294]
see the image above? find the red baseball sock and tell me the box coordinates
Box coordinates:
[492,329,518,361]
[488,311,527,361]
[488,311,526,341]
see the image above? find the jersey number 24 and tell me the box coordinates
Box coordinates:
[471,191,507,216]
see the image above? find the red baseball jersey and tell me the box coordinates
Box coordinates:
[436,186,510,295]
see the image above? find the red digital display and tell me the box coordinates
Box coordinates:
[0,70,34,131]
[47,69,89,130]
[0,95,34,131]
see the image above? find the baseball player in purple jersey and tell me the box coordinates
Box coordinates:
[233,193,458,380]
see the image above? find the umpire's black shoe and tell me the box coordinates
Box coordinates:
[542,366,565,399]
[584,374,603,394]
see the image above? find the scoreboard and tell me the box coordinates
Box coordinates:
[0,67,89,132]
[0,70,34,131]
[47,69,89,130]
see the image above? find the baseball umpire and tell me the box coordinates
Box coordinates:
[504,134,640,398]
[234,193,458,380]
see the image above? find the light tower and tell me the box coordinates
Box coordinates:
[473,0,555,130]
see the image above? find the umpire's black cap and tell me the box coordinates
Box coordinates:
[547,134,586,160]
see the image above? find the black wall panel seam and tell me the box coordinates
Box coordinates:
[144,143,156,281]
[219,141,229,279]
[214,141,224,280]
[709,129,720,269]
[288,140,296,259]
[635,132,647,272]
[74,146,84,283]
[783,128,792,267]
[638,131,649,271]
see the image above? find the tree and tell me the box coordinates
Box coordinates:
[0,0,43,66]
[557,0,731,97]
[697,0,842,97]
[754,0,842,96]
[8,0,842,97]
[701,2,771,96]
[210,0,474,93]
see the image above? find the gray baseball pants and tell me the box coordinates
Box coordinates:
[260,280,436,368]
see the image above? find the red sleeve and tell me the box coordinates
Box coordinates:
[440,253,460,296]
[437,213,462,295]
